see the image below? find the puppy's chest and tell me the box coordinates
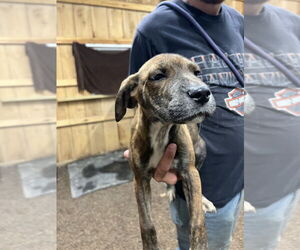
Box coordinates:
[148,124,180,170]
[147,124,170,169]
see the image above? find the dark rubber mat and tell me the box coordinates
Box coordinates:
[67,150,133,198]
[18,156,56,198]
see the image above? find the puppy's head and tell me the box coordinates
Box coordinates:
[115,54,216,123]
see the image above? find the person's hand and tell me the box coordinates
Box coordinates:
[123,143,178,185]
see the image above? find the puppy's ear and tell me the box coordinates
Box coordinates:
[115,73,139,122]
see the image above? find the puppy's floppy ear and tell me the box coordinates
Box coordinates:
[115,73,139,122]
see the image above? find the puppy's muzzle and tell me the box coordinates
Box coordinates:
[187,86,211,105]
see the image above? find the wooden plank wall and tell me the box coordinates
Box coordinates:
[2,0,298,166]
[56,0,155,164]
[0,1,56,166]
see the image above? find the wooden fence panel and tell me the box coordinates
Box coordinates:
[56,1,152,164]
[0,2,56,166]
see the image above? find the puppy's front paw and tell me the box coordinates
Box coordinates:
[244,201,256,213]
[202,196,216,213]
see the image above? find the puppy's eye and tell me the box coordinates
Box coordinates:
[149,73,166,81]
[194,70,201,76]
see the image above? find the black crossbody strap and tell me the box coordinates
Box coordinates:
[158,1,244,87]
[245,37,300,87]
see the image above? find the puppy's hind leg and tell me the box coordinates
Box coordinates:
[202,196,216,213]
[182,168,208,250]
[134,175,159,250]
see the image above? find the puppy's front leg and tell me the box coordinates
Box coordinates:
[182,167,208,250]
[134,175,159,250]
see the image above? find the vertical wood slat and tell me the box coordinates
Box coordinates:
[91,7,110,39]
[0,46,21,129]
[117,118,131,148]
[57,44,74,163]
[2,45,28,163]
[73,4,93,38]
[85,100,106,155]
[0,3,30,38]
[57,127,74,163]
[60,45,76,79]
[87,122,106,155]
[107,8,125,39]
[122,10,140,39]
[57,3,76,38]
[103,121,120,152]
[26,4,56,38]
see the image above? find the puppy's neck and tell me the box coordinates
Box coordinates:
[138,105,160,123]
[149,122,173,168]
[136,106,173,132]
[136,106,174,169]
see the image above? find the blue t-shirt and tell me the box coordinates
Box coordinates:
[129,0,244,208]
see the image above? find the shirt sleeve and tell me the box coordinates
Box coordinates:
[129,30,158,74]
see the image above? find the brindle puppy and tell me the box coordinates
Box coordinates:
[115,54,216,250]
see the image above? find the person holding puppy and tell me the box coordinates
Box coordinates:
[126,0,244,249]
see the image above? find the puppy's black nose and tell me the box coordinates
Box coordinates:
[187,86,211,105]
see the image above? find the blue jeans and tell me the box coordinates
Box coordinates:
[169,192,243,250]
[244,190,299,250]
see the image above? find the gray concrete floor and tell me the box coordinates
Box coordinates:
[57,166,243,250]
[58,164,299,250]
[0,166,56,250]
[0,165,298,250]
